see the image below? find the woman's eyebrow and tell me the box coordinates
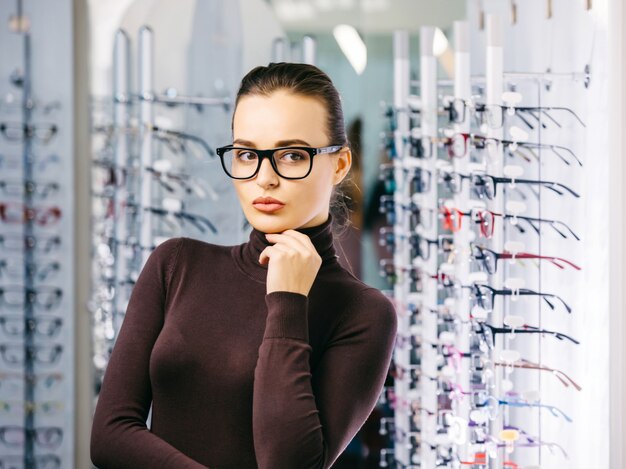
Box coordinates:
[233,138,312,147]
[275,139,311,147]
[233,139,256,147]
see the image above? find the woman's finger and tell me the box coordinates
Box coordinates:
[258,242,291,265]
[276,230,314,250]
[265,232,311,254]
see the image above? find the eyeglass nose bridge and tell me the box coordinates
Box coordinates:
[253,149,282,180]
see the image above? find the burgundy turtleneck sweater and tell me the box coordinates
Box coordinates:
[90,214,397,469]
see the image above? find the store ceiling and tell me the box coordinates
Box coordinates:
[267,0,466,33]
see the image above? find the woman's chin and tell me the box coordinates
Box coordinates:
[246,212,290,234]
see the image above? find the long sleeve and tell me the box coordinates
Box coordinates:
[252,288,398,469]
[90,237,207,469]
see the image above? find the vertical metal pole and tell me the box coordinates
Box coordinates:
[392,29,410,468]
[138,26,154,265]
[22,26,35,469]
[419,25,438,469]
[271,37,289,62]
[290,40,301,63]
[486,14,504,468]
[113,29,130,335]
[302,34,317,65]
[453,19,472,463]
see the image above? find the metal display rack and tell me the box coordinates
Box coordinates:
[0,1,74,468]
[377,16,587,469]
[89,26,231,400]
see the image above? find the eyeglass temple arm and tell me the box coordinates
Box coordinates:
[511,214,579,240]
[517,105,586,127]
[491,324,579,344]
[492,176,580,198]
[518,359,582,390]
[151,125,216,158]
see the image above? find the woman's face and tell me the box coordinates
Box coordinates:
[231,89,351,234]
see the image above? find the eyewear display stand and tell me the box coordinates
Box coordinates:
[378,12,586,469]
[0,1,74,468]
[389,29,411,468]
[89,25,229,406]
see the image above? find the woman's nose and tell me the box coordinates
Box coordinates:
[255,156,279,186]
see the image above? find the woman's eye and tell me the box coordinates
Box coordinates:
[236,151,257,161]
[280,151,306,162]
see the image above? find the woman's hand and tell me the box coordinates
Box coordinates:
[258,230,322,296]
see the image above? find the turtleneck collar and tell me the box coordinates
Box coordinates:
[231,213,340,283]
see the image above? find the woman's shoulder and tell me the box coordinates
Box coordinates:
[157,236,233,257]
[151,236,233,275]
[319,266,397,332]
[325,263,395,307]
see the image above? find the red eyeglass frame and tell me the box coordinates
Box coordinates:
[0,202,62,226]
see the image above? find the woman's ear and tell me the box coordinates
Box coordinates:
[333,147,352,185]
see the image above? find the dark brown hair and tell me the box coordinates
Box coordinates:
[232,62,356,238]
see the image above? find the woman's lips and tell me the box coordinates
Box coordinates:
[252,202,285,213]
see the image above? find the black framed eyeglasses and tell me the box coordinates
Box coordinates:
[474,321,579,348]
[0,122,58,144]
[443,97,586,130]
[469,283,572,315]
[215,144,343,180]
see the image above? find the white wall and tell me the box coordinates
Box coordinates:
[609,0,625,466]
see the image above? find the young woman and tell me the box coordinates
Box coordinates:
[90,62,397,469]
